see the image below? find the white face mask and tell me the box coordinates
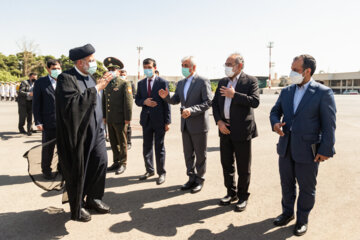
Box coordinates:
[289,70,304,84]
[225,66,235,78]
[119,75,126,80]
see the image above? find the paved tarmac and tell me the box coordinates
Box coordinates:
[0,94,359,240]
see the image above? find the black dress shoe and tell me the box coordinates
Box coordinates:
[107,162,120,172]
[27,131,32,136]
[294,223,308,236]
[19,129,27,134]
[181,181,195,190]
[157,174,166,185]
[219,195,239,206]
[115,165,126,175]
[75,208,91,222]
[191,182,203,194]
[235,200,247,212]
[42,172,56,180]
[85,198,111,214]
[273,214,295,226]
[139,172,155,180]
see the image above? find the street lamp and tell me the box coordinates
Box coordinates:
[267,42,274,88]
[136,46,143,87]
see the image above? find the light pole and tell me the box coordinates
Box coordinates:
[136,46,143,87]
[267,42,274,88]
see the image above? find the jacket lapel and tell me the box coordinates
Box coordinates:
[288,85,296,116]
[150,76,159,98]
[294,81,317,116]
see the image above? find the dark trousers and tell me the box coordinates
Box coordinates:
[108,122,128,166]
[182,127,207,183]
[279,137,319,224]
[220,134,252,200]
[18,101,32,131]
[83,127,108,200]
[142,123,166,175]
[127,124,132,145]
[41,128,56,174]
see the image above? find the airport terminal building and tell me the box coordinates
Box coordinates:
[313,72,360,94]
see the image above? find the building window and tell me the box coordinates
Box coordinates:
[331,80,341,87]
[347,79,353,87]
[342,80,346,86]
[354,79,360,86]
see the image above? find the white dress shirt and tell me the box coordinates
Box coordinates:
[293,78,313,113]
[147,75,156,91]
[224,73,241,120]
[48,75,56,90]
[183,73,195,101]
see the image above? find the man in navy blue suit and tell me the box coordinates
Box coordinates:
[270,54,336,236]
[135,58,171,185]
[33,59,62,180]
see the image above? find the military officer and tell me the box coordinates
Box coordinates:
[119,69,136,150]
[103,57,133,175]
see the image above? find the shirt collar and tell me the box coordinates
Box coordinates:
[147,75,156,82]
[186,73,196,82]
[297,78,313,90]
[75,66,88,77]
[48,75,56,82]
[229,71,241,82]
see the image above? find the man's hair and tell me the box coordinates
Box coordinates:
[229,52,244,68]
[28,72,37,77]
[181,56,196,66]
[294,54,316,76]
[143,58,156,67]
[46,59,60,68]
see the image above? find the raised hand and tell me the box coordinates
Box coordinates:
[158,88,169,99]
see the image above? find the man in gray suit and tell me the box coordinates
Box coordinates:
[159,56,212,193]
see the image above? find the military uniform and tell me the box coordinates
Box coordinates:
[102,57,133,174]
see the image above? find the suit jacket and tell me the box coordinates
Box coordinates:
[270,80,336,163]
[135,76,171,129]
[102,77,133,124]
[32,76,56,129]
[18,79,34,105]
[165,74,212,134]
[212,72,260,141]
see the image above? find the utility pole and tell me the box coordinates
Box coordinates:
[136,46,143,87]
[267,42,274,88]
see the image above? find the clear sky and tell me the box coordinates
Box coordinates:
[0,0,359,78]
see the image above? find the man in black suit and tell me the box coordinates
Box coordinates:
[18,73,37,135]
[135,58,171,185]
[212,53,260,212]
[33,59,62,180]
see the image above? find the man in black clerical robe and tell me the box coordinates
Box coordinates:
[55,44,113,222]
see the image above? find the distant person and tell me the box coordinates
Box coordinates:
[32,59,62,180]
[18,73,37,135]
[56,44,113,222]
[270,54,336,236]
[135,58,171,185]
[159,56,212,193]
[4,83,10,101]
[10,83,16,101]
[0,83,4,101]
[212,53,259,212]
[155,70,159,76]
[103,57,133,175]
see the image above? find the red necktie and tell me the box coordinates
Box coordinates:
[147,79,152,97]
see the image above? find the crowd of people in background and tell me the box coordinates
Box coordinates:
[0,82,20,101]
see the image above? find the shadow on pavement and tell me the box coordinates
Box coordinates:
[207,147,220,152]
[109,198,232,237]
[23,139,42,144]
[188,219,294,240]
[0,131,22,140]
[105,175,159,189]
[0,207,69,240]
[0,174,32,187]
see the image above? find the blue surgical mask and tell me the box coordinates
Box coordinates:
[50,69,61,79]
[182,67,191,78]
[144,69,154,78]
[87,61,97,75]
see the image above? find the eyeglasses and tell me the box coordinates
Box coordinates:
[224,63,236,67]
